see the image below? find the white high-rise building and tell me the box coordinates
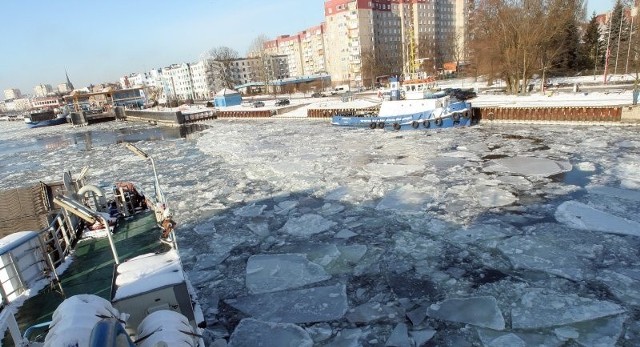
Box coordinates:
[34,84,53,97]
[3,88,21,100]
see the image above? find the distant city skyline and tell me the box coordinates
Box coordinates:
[0,0,615,99]
[0,0,325,97]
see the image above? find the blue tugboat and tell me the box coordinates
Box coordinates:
[24,109,68,128]
[331,77,476,130]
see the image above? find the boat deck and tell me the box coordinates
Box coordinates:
[13,211,166,334]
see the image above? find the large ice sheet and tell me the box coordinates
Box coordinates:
[511,289,625,329]
[427,296,505,330]
[226,284,348,323]
[587,186,640,202]
[497,235,592,281]
[555,201,640,236]
[484,156,572,177]
[227,318,312,347]
[597,268,640,306]
[476,328,562,347]
[245,254,330,294]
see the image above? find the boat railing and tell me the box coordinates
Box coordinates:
[0,208,77,306]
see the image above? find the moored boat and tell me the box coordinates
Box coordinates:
[24,109,68,128]
[0,145,205,346]
[332,96,475,130]
[334,76,477,130]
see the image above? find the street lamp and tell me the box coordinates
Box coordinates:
[124,143,165,204]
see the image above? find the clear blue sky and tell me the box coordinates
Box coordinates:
[0,0,325,97]
[0,0,616,98]
[587,0,616,16]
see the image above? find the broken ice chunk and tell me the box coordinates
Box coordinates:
[227,318,312,347]
[511,288,625,329]
[376,186,433,212]
[409,329,436,346]
[476,328,562,347]
[226,284,348,324]
[497,235,591,281]
[346,302,403,324]
[555,201,640,237]
[233,204,266,217]
[364,163,424,178]
[385,323,410,347]
[597,268,640,306]
[246,254,330,294]
[426,296,505,330]
[280,214,337,236]
[475,186,517,208]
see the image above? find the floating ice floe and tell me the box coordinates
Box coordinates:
[280,213,337,236]
[233,203,267,217]
[363,163,424,178]
[376,186,433,211]
[227,318,312,347]
[226,284,348,324]
[597,268,640,306]
[555,201,640,237]
[497,235,592,281]
[323,328,364,347]
[427,296,505,330]
[576,162,596,172]
[484,156,572,177]
[474,186,517,208]
[345,301,403,324]
[476,328,562,347]
[245,254,330,294]
[511,289,625,329]
[410,329,436,346]
[587,186,640,202]
[611,159,640,189]
[385,323,410,347]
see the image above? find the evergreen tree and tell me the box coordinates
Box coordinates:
[581,13,601,73]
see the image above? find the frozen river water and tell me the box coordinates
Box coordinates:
[1,119,639,346]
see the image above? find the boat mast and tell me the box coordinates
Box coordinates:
[400,1,417,79]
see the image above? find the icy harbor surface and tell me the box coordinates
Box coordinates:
[1,120,640,346]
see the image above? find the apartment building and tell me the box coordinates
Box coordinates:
[323,0,470,86]
[33,84,54,97]
[57,83,72,94]
[300,24,327,75]
[4,88,22,100]
[264,24,327,78]
[229,55,290,88]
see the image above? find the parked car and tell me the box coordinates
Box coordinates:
[446,88,477,101]
[311,92,323,98]
[253,101,265,108]
[275,99,290,106]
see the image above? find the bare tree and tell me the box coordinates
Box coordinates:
[470,0,584,94]
[248,35,276,96]
[202,46,240,90]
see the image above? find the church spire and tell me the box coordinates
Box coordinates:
[65,69,74,91]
